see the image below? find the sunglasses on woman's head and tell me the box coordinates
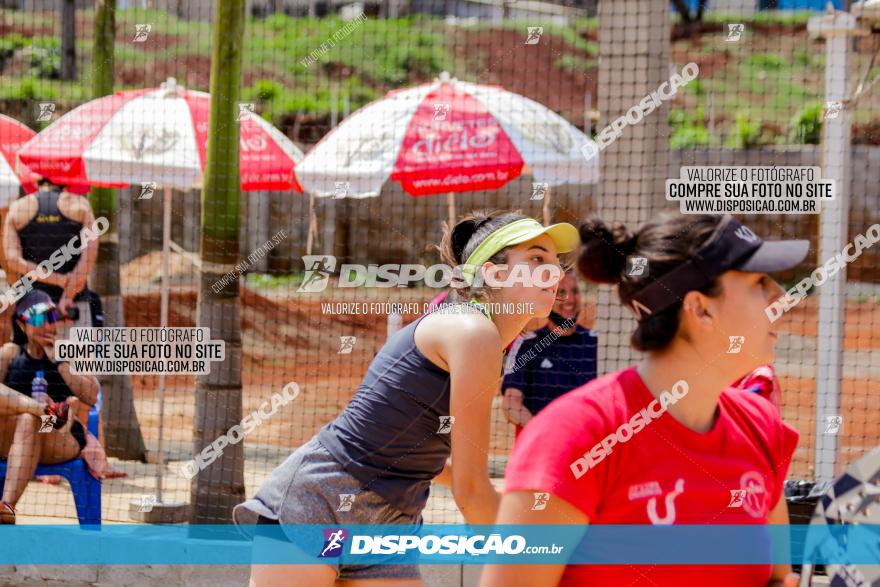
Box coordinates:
[19,303,58,327]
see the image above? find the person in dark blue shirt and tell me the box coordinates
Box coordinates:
[501,271,598,438]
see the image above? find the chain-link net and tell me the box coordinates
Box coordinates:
[0,0,876,535]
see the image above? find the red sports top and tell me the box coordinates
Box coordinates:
[504,367,799,586]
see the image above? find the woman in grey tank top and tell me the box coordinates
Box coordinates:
[236,209,580,587]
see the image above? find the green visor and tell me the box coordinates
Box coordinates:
[461,218,580,286]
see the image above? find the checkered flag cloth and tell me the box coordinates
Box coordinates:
[801,447,880,587]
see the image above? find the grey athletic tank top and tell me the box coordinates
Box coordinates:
[317,300,492,515]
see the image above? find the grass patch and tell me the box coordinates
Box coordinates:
[248,16,454,86]
[669,108,712,149]
[554,54,597,73]
[246,272,306,289]
[0,7,874,148]
[793,48,823,68]
[702,10,812,27]
[745,52,789,71]
[488,20,597,54]
[0,77,92,103]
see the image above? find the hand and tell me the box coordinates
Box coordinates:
[57,293,76,316]
[41,338,57,363]
[508,407,532,428]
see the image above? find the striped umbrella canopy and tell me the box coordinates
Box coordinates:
[296,72,598,198]
[18,78,304,192]
[0,114,39,208]
[294,72,598,248]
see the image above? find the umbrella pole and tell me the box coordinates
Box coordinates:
[132,186,185,523]
[447,192,456,229]
[306,193,317,256]
[156,186,172,503]
[542,186,552,226]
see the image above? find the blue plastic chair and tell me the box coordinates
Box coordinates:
[0,391,102,526]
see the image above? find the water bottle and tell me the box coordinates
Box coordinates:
[31,370,49,404]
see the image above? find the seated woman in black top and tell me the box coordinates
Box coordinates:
[0,290,99,524]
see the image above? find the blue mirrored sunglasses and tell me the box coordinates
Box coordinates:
[19,302,58,327]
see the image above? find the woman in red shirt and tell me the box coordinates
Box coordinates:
[481,213,806,587]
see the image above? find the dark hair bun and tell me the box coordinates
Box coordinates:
[450,212,491,264]
[577,218,637,285]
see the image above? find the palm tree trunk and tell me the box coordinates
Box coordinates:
[90,0,147,461]
[190,0,246,523]
[61,0,77,80]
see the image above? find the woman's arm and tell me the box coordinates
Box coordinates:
[56,363,99,407]
[479,490,588,587]
[40,336,99,406]
[766,495,799,587]
[0,343,44,418]
[60,198,99,307]
[0,342,17,383]
[433,314,504,525]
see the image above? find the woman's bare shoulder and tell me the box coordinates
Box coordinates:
[414,305,501,369]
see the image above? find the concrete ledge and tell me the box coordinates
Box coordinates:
[0,564,834,586]
[0,564,461,586]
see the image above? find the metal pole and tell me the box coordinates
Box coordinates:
[808,12,857,482]
[330,86,338,128]
[447,192,456,229]
[584,92,592,136]
[708,91,715,147]
[156,186,172,501]
[306,193,317,256]
[542,186,551,226]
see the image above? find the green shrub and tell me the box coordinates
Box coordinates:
[793,48,822,68]
[0,33,27,60]
[555,54,597,73]
[249,79,282,103]
[789,101,822,145]
[684,77,706,97]
[18,78,39,100]
[726,113,763,149]
[745,52,789,71]
[669,107,711,149]
[28,37,61,80]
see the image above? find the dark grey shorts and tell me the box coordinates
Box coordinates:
[233,436,423,580]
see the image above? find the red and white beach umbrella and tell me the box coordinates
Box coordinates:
[17,79,304,513]
[18,78,304,192]
[295,71,598,199]
[0,114,39,207]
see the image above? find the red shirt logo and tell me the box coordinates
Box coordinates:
[740,471,769,519]
[646,479,685,525]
